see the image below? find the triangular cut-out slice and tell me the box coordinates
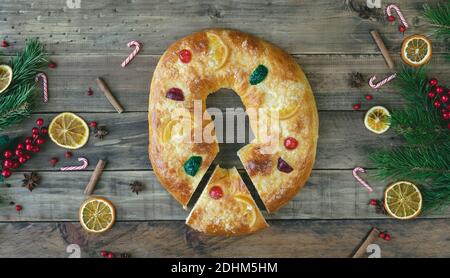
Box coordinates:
[186,166,268,236]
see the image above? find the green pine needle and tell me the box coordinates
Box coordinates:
[0,39,47,130]
[423,2,450,39]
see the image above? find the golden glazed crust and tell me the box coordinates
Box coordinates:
[149,29,318,215]
[186,166,268,236]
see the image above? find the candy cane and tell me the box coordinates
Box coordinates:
[35,73,48,103]
[60,157,89,171]
[121,40,142,68]
[353,167,373,192]
[386,4,408,29]
[368,73,396,89]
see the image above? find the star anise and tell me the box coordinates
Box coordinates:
[94,126,108,140]
[22,172,40,192]
[129,181,144,195]
[349,72,365,88]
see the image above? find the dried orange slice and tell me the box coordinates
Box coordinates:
[384,181,422,220]
[0,64,13,94]
[79,197,116,233]
[401,35,432,67]
[234,195,257,227]
[206,33,228,69]
[364,106,391,134]
[48,112,90,149]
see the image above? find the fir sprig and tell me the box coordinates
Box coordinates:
[0,39,47,130]
[369,67,450,212]
[423,2,450,39]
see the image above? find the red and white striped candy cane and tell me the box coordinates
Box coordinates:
[121,40,142,68]
[60,157,89,171]
[353,167,373,192]
[35,73,48,103]
[369,73,396,89]
[386,4,408,29]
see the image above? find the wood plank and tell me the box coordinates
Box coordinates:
[1,170,448,221]
[1,219,449,257]
[0,0,444,55]
[0,111,403,171]
[3,54,446,113]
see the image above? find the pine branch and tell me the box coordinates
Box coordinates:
[423,2,450,39]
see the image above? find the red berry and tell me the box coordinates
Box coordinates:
[442,112,450,120]
[436,86,445,94]
[441,95,448,103]
[25,144,33,151]
[32,146,40,153]
[36,138,45,145]
[369,199,377,206]
[32,127,39,135]
[179,49,192,63]
[364,94,373,101]
[32,133,39,139]
[65,151,72,158]
[3,150,13,159]
[15,149,23,156]
[3,159,13,169]
[399,25,406,33]
[387,15,395,22]
[429,78,438,86]
[16,143,24,150]
[434,100,441,108]
[107,252,114,259]
[15,204,22,212]
[384,234,391,241]
[36,118,44,126]
[48,61,57,69]
[209,186,223,200]
[284,137,298,150]
[24,154,31,160]
[11,161,19,169]
[25,137,32,145]
[353,103,361,110]
[18,156,27,164]
[428,91,436,98]
[378,232,385,239]
[100,250,108,257]
[50,157,58,166]
[2,39,8,48]
[40,127,48,135]
[86,88,93,96]
[89,121,97,128]
[1,168,12,178]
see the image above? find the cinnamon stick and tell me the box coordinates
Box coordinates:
[352,227,380,258]
[84,159,107,195]
[96,77,124,113]
[370,30,395,70]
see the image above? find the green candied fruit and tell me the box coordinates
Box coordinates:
[249,65,268,85]
[183,156,202,176]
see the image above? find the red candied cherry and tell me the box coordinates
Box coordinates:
[284,137,298,150]
[36,138,45,145]
[65,151,72,158]
[353,103,361,110]
[178,49,192,63]
[1,168,12,178]
[3,150,13,159]
[429,78,438,87]
[50,157,59,166]
[365,94,373,101]
[166,88,185,101]
[209,186,223,200]
[15,204,23,212]
[387,15,395,22]
[441,95,448,103]
[436,86,445,94]
[40,127,48,135]
[428,91,436,98]
[3,159,13,169]
[433,100,441,108]
[89,121,97,128]
[36,118,44,126]
[399,25,406,33]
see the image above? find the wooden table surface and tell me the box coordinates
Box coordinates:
[0,0,449,258]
